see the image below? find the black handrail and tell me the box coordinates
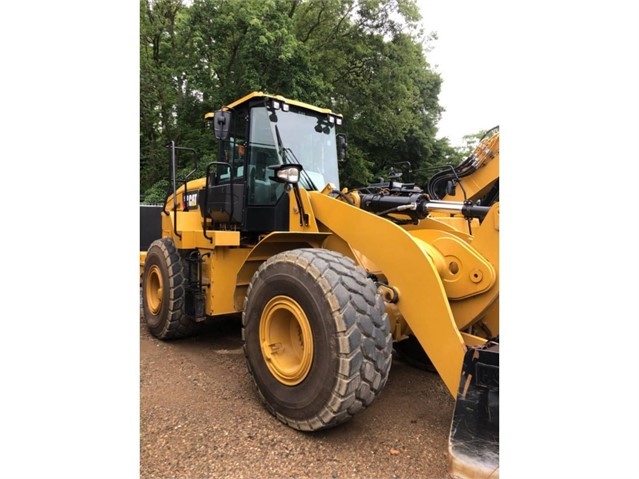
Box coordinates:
[163,141,198,241]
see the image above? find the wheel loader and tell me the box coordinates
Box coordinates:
[140,92,499,479]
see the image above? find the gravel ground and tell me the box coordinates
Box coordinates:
[140,314,455,479]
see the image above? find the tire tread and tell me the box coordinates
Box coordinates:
[143,238,200,339]
[242,248,392,431]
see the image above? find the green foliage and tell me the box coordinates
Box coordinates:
[140,0,458,199]
[142,179,170,204]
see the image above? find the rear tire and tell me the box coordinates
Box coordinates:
[242,248,392,431]
[142,238,200,339]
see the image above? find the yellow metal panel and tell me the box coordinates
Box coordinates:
[405,216,476,239]
[206,247,251,315]
[233,232,330,311]
[164,178,208,208]
[410,231,496,300]
[320,234,359,263]
[288,188,320,232]
[444,203,499,331]
[460,332,493,347]
[210,231,241,246]
[403,207,500,331]
[161,212,240,249]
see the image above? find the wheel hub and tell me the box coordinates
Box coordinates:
[146,264,163,315]
[259,296,313,386]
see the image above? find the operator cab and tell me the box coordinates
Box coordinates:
[200,92,343,237]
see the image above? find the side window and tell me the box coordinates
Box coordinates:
[218,111,248,182]
[247,108,284,205]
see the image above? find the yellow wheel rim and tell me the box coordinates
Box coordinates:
[145,264,163,315]
[259,296,313,386]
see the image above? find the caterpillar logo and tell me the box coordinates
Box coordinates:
[183,192,198,209]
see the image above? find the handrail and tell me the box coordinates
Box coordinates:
[163,141,199,241]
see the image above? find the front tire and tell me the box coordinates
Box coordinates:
[142,238,200,339]
[242,248,392,431]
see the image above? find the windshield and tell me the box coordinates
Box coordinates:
[249,106,340,190]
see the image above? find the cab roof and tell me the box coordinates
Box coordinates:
[204,91,342,120]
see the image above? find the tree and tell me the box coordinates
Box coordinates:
[140,0,456,197]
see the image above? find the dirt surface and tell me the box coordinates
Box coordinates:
[140,314,455,479]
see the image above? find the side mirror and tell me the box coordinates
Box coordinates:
[336,133,347,162]
[212,110,231,140]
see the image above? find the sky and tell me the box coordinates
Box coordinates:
[415,0,501,147]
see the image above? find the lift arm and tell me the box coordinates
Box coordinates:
[309,191,468,396]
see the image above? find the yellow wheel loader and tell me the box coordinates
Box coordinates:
[140,92,500,479]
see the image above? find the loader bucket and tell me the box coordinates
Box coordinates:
[448,342,499,479]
